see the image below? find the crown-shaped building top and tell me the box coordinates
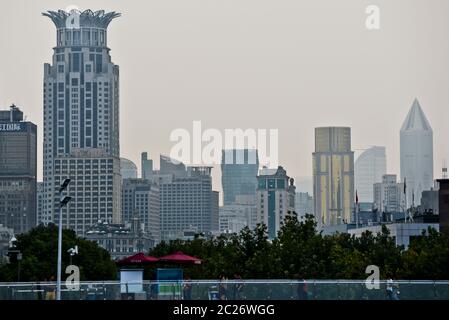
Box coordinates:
[400,98,432,132]
[43,9,121,29]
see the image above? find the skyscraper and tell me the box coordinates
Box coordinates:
[141,152,153,180]
[221,149,259,205]
[42,9,122,235]
[256,166,296,239]
[36,182,44,225]
[0,105,37,234]
[122,178,160,243]
[313,127,355,228]
[156,156,217,241]
[355,146,387,203]
[400,99,433,208]
[373,174,405,213]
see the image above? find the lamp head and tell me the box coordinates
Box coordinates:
[59,179,71,193]
[60,196,72,208]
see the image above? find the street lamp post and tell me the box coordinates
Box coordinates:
[8,237,21,282]
[56,179,72,301]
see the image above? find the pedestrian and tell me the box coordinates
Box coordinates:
[386,279,400,300]
[297,279,308,300]
[44,276,56,300]
[233,274,244,300]
[183,276,192,300]
[218,275,228,300]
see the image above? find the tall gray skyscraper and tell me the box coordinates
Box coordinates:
[313,127,355,228]
[400,99,433,208]
[156,156,217,241]
[122,178,160,244]
[42,10,122,235]
[141,152,153,180]
[0,105,37,234]
[355,146,387,203]
[221,149,259,205]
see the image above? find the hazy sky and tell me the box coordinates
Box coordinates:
[1,0,448,196]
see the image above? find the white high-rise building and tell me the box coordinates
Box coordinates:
[400,99,433,208]
[373,174,405,213]
[42,10,122,235]
[355,146,387,203]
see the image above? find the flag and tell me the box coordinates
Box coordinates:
[356,190,359,204]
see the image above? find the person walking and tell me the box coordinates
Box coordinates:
[44,276,56,300]
[386,279,400,300]
[297,279,308,300]
[218,275,228,300]
[233,274,244,300]
[183,276,193,300]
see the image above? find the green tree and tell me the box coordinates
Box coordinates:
[0,224,116,282]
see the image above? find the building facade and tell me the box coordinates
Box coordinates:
[355,146,386,203]
[400,99,433,208]
[36,182,44,225]
[373,174,405,213]
[121,178,160,243]
[141,152,153,180]
[221,149,259,205]
[211,191,220,232]
[295,192,314,218]
[120,158,138,180]
[42,10,122,234]
[219,202,257,234]
[256,166,296,239]
[313,127,355,228]
[0,105,37,234]
[420,188,439,215]
[52,149,121,235]
[85,220,154,260]
[438,179,449,233]
[158,157,218,241]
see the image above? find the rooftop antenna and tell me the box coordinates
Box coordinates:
[443,159,448,179]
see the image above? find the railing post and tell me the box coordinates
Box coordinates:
[337,280,341,300]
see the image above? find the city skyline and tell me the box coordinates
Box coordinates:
[1,0,449,197]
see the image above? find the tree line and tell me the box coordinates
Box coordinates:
[1,214,449,282]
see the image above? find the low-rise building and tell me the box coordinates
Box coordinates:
[85,219,154,260]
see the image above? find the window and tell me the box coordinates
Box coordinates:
[58,65,64,73]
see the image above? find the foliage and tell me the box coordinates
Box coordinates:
[0,224,116,282]
[149,213,447,280]
[2,214,448,281]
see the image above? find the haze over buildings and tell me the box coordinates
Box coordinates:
[1,1,448,197]
[400,99,434,208]
[355,146,387,203]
